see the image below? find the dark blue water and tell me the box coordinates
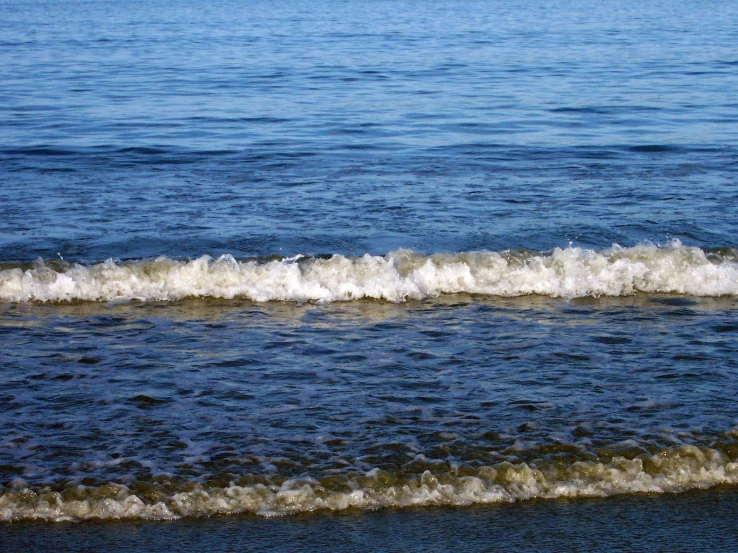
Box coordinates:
[1,0,738,542]
[2,0,737,261]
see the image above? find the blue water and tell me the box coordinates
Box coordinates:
[1,0,738,534]
[2,0,737,261]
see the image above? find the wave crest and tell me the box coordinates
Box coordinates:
[1,242,737,303]
[2,445,737,522]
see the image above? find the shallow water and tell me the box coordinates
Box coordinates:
[1,0,738,533]
[5,489,738,552]
[2,293,738,520]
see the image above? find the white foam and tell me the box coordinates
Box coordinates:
[1,446,737,522]
[1,241,737,303]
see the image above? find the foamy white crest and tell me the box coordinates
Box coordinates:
[1,446,736,522]
[1,241,736,303]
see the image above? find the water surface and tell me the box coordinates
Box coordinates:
[1,0,738,534]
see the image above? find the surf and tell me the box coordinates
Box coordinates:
[1,241,736,304]
[2,444,736,522]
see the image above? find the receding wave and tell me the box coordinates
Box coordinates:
[1,241,737,304]
[1,445,737,522]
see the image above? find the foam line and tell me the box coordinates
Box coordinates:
[1,445,736,522]
[1,242,736,303]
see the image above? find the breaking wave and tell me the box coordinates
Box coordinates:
[1,241,737,304]
[2,445,737,522]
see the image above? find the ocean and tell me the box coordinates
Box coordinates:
[1,0,738,550]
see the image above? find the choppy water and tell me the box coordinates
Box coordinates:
[1,0,738,525]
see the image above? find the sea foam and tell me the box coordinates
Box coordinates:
[1,242,736,303]
[1,445,736,522]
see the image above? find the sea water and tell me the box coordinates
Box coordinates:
[1,0,738,548]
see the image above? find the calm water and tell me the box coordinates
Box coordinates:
[1,0,738,544]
